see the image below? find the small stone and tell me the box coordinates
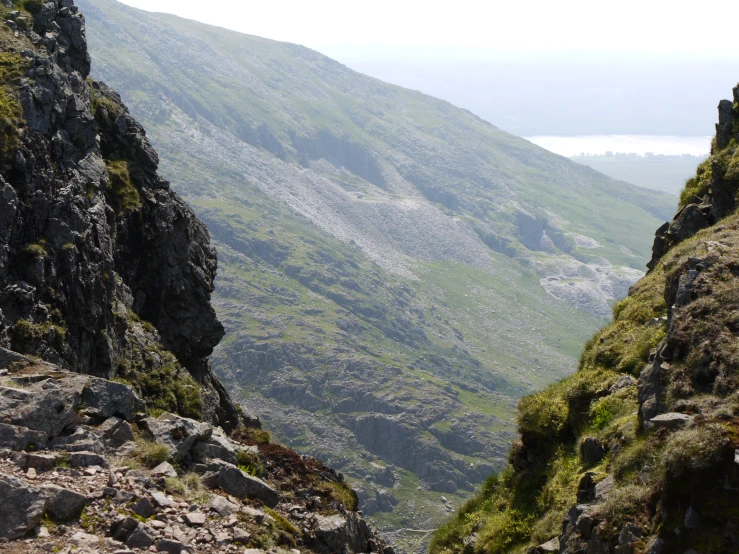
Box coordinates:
[25,453,58,473]
[576,514,593,538]
[222,516,238,528]
[214,463,279,507]
[140,413,212,462]
[580,437,606,466]
[111,517,139,542]
[576,472,595,503]
[26,467,37,479]
[151,461,178,478]
[619,523,643,545]
[537,538,559,552]
[157,538,185,554]
[68,531,100,547]
[133,497,157,519]
[232,528,251,545]
[685,505,700,529]
[595,475,614,501]
[68,451,107,468]
[214,532,232,546]
[39,485,87,521]
[184,512,206,526]
[208,495,239,517]
[127,525,155,549]
[648,412,693,431]
[152,492,173,509]
[37,526,50,538]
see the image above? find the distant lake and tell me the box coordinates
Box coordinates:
[527,135,712,157]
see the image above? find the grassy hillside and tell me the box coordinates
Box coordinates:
[432,99,739,554]
[77,0,676,548]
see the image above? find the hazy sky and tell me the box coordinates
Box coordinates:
[117,0,738,60]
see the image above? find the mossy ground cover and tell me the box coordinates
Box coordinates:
[0,52,26,160]
[117,314,203,419]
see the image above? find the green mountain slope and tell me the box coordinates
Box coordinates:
[77,0,677,548]
[431,90,739,554]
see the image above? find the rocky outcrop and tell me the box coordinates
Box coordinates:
[648,84,739,270]
[0,0,240,429]
[0,354,392,553]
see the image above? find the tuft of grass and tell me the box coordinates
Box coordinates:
[88,80,123,118]
[232,427,271,445]
[589,387,637,431]
[236,449,265,477]
[518,386,569,442]
[662,423,730,478]
[165,472,210,504]
[133,439,170,468]
[315,480,359,512]
[12,318,67,349]
[22,242,46,260]
[264,507,299,536]
[679,158,713,206]
[595,484,651,528]
[0,52,24,160]
[106,160,142,213]
[117,322,203,420]
[530,448,581,542]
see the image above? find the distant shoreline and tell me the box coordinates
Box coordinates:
[527,135,711,157]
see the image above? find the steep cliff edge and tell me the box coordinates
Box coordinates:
[0,0,241,429]
[432,86,739,553]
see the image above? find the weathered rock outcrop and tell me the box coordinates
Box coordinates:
[648,84,739,270]
[0,0,239,429]
[0,355,392,553]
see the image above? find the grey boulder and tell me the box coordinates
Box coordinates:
[127,524,155,548]
[151,461,178,478]
[81,377,145,421]
[140,413,212,462]
[40,484,88,521]
[206,462,279,507]
[97,417,135,448]
[208,494,240,516]
[0,475,45,540]
[0,380,78,438]
[313,513,374,554]
[191,427,238,465]
[0,422,49,451]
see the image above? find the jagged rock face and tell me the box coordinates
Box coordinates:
[0,0,239,429]
[648,84,739,270]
